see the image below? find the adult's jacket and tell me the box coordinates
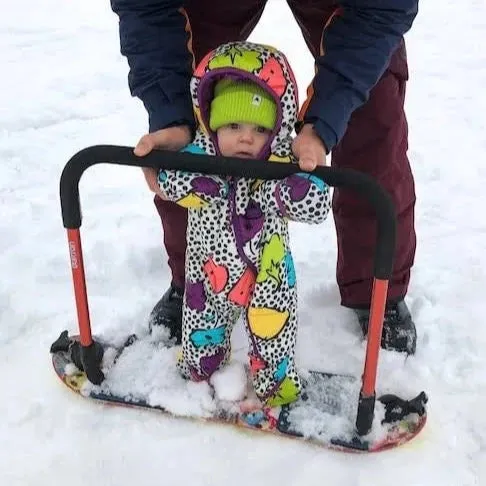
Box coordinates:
[111,0,418,152]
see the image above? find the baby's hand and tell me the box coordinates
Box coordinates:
[292,124,327,171]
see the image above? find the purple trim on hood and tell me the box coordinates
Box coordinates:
[197,68,284,160]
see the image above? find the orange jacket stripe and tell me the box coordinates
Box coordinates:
[298,7,342,123]
[179,7,195,71]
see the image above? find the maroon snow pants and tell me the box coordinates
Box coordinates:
[154,0,416,307]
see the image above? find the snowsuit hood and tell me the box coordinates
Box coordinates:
[190,41,299,162]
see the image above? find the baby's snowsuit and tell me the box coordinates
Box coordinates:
[158,41,331,406]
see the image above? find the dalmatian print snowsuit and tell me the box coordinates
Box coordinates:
[158,42,331,406]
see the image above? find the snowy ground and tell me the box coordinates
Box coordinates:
[2,1,486,485]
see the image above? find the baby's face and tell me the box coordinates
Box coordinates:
[216,123,272,159]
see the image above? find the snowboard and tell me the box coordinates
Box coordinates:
[51,332,427,453]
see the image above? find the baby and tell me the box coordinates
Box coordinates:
[157,41,331,406]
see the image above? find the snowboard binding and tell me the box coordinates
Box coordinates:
[379,391,428,424]
[50,330,105,383]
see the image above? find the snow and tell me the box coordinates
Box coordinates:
[1,0,486,485]
[210,361,248,402]
[91,340,218,417]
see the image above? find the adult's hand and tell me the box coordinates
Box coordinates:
[292,123,327,171]
[134,125,192,198]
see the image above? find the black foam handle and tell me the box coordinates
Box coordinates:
[80,343,104,385]
[60,145,396,279]
[356,392,376,436]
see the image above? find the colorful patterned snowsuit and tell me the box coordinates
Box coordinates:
[158,42,331,406]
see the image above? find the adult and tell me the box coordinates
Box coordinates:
[111,0,419,354]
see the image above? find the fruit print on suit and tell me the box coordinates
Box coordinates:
[257,234,286,288]
[228,267,256,307]
[159,42,331,406]
[203,257,229,294]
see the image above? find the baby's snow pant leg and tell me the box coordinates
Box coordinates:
[177,277,238,382]
[245,277,302,406]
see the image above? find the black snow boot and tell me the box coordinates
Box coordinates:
[148,284,183,345]
[353,299,417,355]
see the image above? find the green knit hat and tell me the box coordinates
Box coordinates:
[209,79,277,132]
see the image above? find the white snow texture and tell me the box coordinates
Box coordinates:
[1,1,486,485]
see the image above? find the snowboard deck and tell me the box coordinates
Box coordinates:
[51,334,427,453]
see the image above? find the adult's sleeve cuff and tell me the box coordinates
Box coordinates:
[302,117,338,154]
[141,85,196,133]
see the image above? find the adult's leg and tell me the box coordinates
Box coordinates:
[154,0,268,290]
[331,51,415,307]
[287,1,415,307]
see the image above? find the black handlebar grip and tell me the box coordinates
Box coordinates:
[60,145,395,279]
